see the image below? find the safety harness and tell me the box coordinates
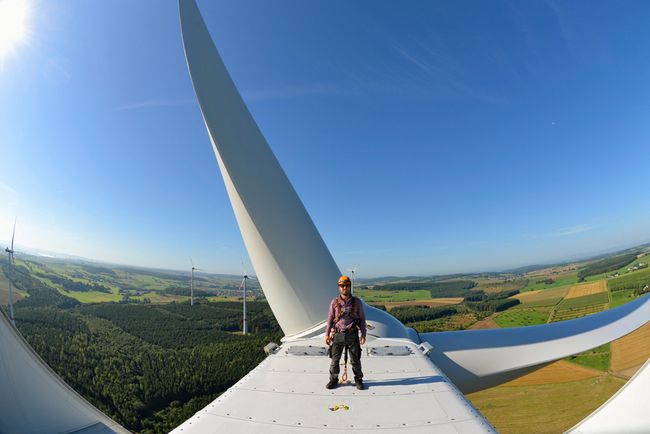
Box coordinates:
[332,296,359,331]
[329,296,359,384]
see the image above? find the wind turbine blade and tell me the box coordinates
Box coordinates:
[421,294,650,393]
[190,256,194,268]
[10,219,16,251]
[240,256,248,277]
[180,0,412,339]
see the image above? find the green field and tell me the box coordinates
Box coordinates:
[552,304,607,322]
[522,274,578,291]
[609,289,639,308]
[608,266,650,292]
[59,289,122,303]
[494,309,549,327]
[355,289,432,302]
[516,297,563,308]
[557,292,610,310]
[566,343,611,372]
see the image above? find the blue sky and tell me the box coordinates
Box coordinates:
[1,0,650,276]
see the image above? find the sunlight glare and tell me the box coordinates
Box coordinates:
[0,0,29,60]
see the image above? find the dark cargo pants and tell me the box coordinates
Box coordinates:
[329,330,363,382]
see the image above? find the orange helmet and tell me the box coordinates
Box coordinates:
[338,275,351,285]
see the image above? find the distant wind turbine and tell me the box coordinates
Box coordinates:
[190,258,200,306]
[4,221,16,326]
[239,263,256,335]
[347,266,358,296]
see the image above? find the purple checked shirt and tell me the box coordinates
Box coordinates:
[326,296,367,337]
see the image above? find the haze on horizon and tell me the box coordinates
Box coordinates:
[1,0,650,277]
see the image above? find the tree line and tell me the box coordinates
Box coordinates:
[577,253,638,281]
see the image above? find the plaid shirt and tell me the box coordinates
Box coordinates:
[326,295,366,337]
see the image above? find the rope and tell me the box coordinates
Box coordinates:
[341,346,349,383]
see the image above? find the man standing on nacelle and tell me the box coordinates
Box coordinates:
[325,275,367,390]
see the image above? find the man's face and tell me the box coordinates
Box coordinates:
[338,282,351,297]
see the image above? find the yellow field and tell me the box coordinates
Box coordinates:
[565,281,607,299]
[502,360,600,386]
[467,374,626,434]
[513,286,569,303]
[512,290,541,300]
[384,298,463,310]
[610,321,650,377]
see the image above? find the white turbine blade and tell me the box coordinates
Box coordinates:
[0,309,129,433]
[180,0,412,340]
[10,219,16,251]
[421,294,650,393]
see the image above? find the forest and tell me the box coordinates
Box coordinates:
[0,257,281,432]
[15,302,281,433]
[577,253,638,281]
[371,279,477,297]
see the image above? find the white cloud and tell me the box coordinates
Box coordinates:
[525,223,596,239]
[242,83,338,101]
[114,98,193,111]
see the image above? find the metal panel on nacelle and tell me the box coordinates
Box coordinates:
[170,337,496,434]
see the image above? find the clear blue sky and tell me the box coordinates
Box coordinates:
[1,0,650,276]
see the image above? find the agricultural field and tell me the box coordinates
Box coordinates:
[503,360,600,386]
[609,289,638,308]
[60,289,122,303]
[355,288,432,303]
[207,295,245,302]
[467,372,625,434]
[382,298,463,310]
[473,278,527,294]
[608,265,650,293]
[406,312,477,333]
[4,255,259,305]
[493,309,549,327]
[564,281,606,299]
[566,343,610,372]
[550,304,607,323]
[521,272,578,292]
[468,313,500,329]
[512,285,569,307]
[556,291,609,310]
[610,322,650,378]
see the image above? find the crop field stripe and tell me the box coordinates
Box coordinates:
[556,291,610,310]
[564,280,606,299]
[467,373,625,434]
[610,322,650,376]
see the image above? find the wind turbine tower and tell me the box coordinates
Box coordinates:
[347,266,357,296]
[239,274,256,335]
[190,258,199,306]
[4,222,16,326]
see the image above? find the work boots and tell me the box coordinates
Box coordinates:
[325,378,338,389]
[355,380,364,390]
